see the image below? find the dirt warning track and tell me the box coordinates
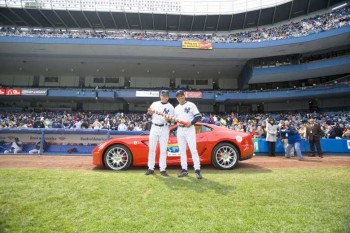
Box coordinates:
[0,155,349,171]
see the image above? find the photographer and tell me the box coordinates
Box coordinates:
[279,120,295,157]
[281,123,304,161]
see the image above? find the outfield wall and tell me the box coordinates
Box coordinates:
[0,129,349,155]
[0,129,144,155]
[253,138,350,154]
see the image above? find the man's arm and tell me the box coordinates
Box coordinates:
[147,108,153,117]
[14,141,22,147]
[190,115,202,125]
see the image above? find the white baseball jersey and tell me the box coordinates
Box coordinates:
[174,101,201,170]
[174,101,201,124]
[147,101,174,171]
[150,101,174,125]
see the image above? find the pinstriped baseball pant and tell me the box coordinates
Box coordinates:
[147,125,169,171]
[177,125,200,170]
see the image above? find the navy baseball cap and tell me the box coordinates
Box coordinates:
[160,90,169,96]
[176,90,185,96]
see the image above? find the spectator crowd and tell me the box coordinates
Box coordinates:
[1,110,350,139]
[0,6,349,43]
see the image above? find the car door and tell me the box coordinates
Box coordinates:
[166,125,208,165]
[195,125,208,156]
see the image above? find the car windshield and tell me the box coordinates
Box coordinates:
[170,124,213,137]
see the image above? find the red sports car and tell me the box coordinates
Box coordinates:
[92,123,254,170]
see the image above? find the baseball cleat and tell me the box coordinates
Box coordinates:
[160,171,169,176]
[145,169,154,175]
[177,169,188,177]
[195,170,203,179]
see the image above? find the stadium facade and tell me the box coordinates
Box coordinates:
[0,0,349,113]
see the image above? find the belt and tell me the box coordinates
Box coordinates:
[153,123,165,127]
[178,124,193,128]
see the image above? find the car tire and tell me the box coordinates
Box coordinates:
[103,144,132,171]
[211,142,239,170]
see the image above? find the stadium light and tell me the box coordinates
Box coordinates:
[332,3,347,10]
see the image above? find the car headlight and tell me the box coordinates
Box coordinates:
[235,135,243,143]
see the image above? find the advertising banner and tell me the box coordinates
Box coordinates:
[136,91,159,97]
[0,133,107,146]
[22,89,48,95]
[167,143,180,157]
[5,88,21,96]
[185,91,203,98]
[182,41,213,50]
[253,138,259,152]
[0,131,144,154]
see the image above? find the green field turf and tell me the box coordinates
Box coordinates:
[0,167,349,233]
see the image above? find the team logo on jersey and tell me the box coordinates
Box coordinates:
[163,108,170,114]
[184,107,190,113]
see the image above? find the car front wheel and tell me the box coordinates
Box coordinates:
[103,144,132,171]
[212,143,239,170]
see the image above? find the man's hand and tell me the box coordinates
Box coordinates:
[147,108,154,115]
[165,115,173,121]
[177,120,190,126]
[184,122,192,127]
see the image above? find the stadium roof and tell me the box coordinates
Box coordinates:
[0,0,346,31]
[1,0,294,15]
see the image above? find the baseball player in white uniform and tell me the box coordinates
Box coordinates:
[145,90,174,176]
[4,137,23,154]
[174,90,203,179]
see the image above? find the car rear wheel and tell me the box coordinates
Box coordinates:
[103,144,132,171]
[212,143,239,170]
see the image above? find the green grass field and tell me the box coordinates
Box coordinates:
[0,167,349,233]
